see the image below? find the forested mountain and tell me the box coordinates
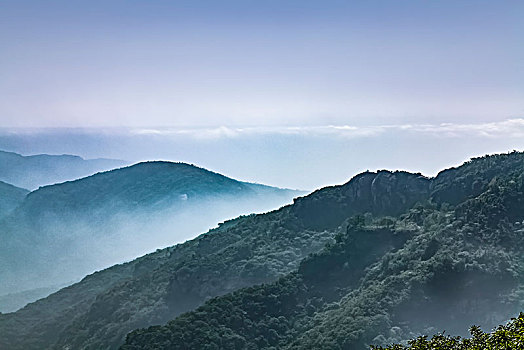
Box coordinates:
[0,180,28,219]
[0,161,302,304]
[0,167,425,349]
[122,152,524,350]
[0,149,126,190]
[1,152,523,350]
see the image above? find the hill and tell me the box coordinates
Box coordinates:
[1,152,524,350]
[0,167,425,349]
[0,161,302,303]
[122,152,524,349]
[0,149,126,190]
[0,181,28,218]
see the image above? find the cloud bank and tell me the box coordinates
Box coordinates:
[128,118,524,140]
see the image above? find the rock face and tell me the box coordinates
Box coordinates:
[292,171,430,229]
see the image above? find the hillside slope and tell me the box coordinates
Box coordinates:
[121,152,524,350]
[373,312,524,350]
[0,181,28,218]
[0,149,126,190]
[2,152,523,350]
[0,161,302,300]
[0,169,427,349]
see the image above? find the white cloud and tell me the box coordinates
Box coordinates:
[404,118,524,138]
[127,118,524,140]
[4,118,524,140]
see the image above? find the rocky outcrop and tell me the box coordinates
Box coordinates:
[292,170,430,229]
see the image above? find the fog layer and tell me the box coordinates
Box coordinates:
[0,161,302,311]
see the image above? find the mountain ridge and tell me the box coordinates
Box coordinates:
[1,151,523,349]
[121,151,524,350]
[0,168,428,349]
[0,160,303,303]
[0,149,127,190]
[0,180,28,218]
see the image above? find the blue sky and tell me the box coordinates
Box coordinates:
[1,0,522,127]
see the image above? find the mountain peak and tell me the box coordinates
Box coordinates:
[0,149,127,190]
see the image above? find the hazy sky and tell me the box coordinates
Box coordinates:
[3,119,524,190]
[1,1,523,190]
[1,0,522,127]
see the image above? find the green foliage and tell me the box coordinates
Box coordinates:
[0,199,332,349]
[121,224,411,350]
[372,313,524,350]
[122,152,524,350]
[3,151,524,350]
[430,150,524,206]
[0,160,302,301]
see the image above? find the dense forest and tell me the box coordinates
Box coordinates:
[121,152,524,349]
[372,313,524,350]
[1,152,524,349]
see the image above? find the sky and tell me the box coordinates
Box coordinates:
[2,120,524,190]
[1,0,522,127]
[0,1,523,189]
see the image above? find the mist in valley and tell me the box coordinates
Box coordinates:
[0,166,303,312]
[1,1,523,349]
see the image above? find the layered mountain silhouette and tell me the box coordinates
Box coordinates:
[0,283,71,315]
[1,152,523,350]
[0,150,127,190]
[0,161,303,307]
[0,180,28,219]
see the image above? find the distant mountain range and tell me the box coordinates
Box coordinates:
[0,150,127,190]
[0,283,71,315]
[0,161,303,308]
[0,181,28,218]
[1,152,523,350]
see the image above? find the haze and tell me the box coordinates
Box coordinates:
[1,1,524,344]
[1,0,522,128]
[1,1,523,190]
[2,122,524,190]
